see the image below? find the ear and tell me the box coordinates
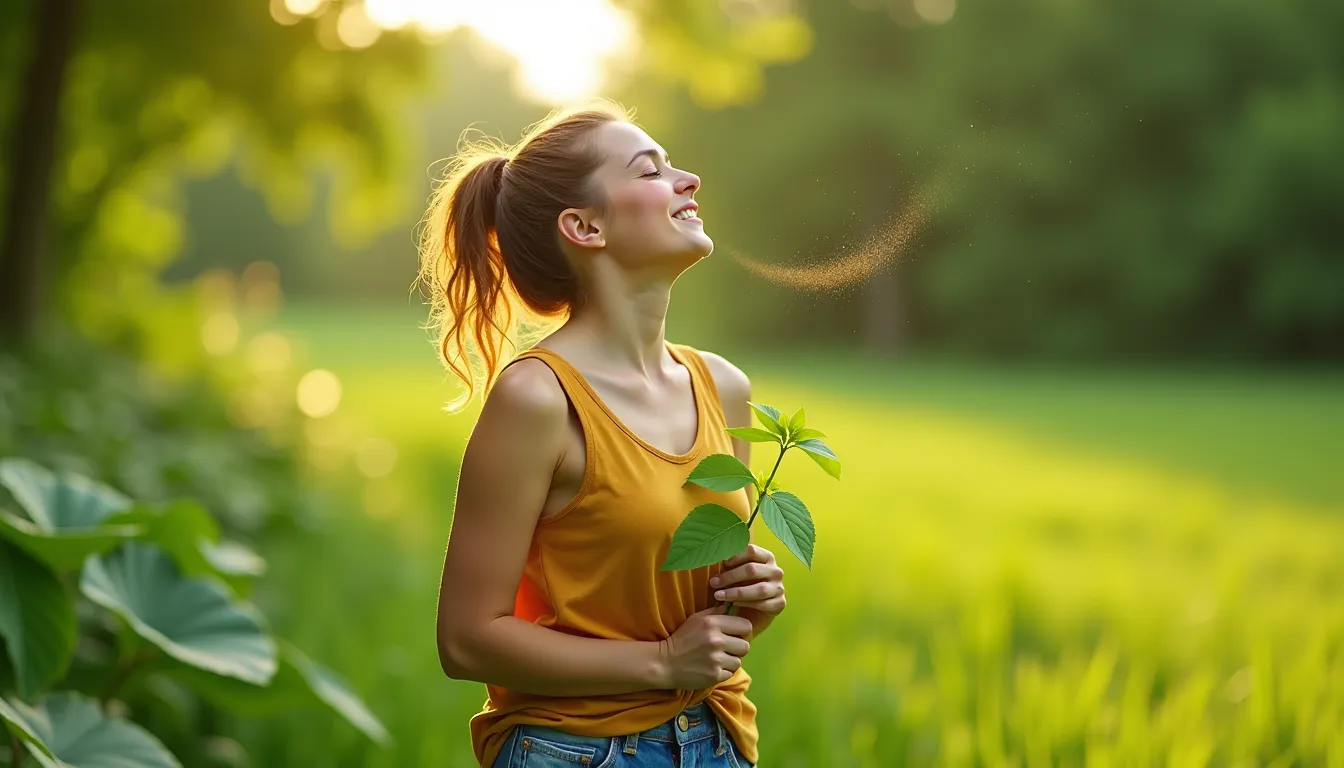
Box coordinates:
[557,208,605,250]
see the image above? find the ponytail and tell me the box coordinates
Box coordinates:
[415,100,634,411]
[418,151,512,412]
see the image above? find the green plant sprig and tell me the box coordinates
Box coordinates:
[660,402,842,615]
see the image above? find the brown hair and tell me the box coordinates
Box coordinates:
[415,99,633,411]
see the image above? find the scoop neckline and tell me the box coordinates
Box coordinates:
[527,341,707,464]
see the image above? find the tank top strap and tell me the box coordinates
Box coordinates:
[501,341,723,452]
[499,346,602,416]
[505,342,713,410]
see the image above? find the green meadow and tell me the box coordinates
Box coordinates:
[228,303,1344,767]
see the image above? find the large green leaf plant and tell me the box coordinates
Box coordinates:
[0,458,388,766]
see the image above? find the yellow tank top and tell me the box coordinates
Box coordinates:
[469,341,758,767]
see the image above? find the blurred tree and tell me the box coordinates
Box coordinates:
[0,0,815,351]
[0,0,427,350]
[0,0,79,339]
[661,0,1344,360]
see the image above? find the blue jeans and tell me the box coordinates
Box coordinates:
[490,702,756,767]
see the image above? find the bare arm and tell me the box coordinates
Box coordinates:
[700,351,779,640]
[435,360,668,696]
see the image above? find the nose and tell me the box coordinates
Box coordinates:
[675,169,700,196]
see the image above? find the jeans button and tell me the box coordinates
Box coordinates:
[677,714,690,731]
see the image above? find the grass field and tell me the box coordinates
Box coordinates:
[230,303,1344,767]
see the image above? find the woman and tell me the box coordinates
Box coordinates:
[422,100,785,768]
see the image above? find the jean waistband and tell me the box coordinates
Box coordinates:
[626,702,724,748]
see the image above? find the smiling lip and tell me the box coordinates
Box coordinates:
[672,202,700,221]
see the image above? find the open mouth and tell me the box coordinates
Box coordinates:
[672,205,700,222]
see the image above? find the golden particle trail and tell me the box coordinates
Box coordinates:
[727,179,945,295]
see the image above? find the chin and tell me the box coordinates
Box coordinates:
[663,242,712,274]
[683,237,714,264]
[690,230,714,256]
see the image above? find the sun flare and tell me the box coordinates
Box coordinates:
[361,0,636,103]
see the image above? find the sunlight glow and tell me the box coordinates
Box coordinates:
[366,0,635,103]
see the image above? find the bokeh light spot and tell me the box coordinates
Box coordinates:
[297,369,342,418]
[365,0,415,29]
[913,0,956,24]
[201,312,240,356]
[285,0,328,16]
[338,3,383,48]
[247,332,293,374]
[356,437,399,478]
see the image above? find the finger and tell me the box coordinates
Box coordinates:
[728,596,785,616]
[717,616,756,637]
[720,544,767,569]
[722,635,751,657]
[711,561,782,589]
[715,581,783,603]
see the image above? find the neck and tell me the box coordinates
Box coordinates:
[562,255,674,376]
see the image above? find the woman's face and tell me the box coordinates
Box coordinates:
[564,121,712,270]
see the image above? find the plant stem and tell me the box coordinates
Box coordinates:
[724,444,788,616]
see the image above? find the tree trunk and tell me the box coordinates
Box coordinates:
[0,0,81,341]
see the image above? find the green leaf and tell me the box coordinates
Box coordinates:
[110,501,265,596]
[760,491,815,569]
[792,427,827,442]
[725,427,779,444]
[2,692,180,767]
[1,695,58,765]
[787,408,806,434]
[0,541,77,699]
[284,644,390,746]
[0,460,131,530]
[795,438,842,480]
[685,453,755,493]
[752,469,780,495]
[202,540,267,585]
[0,459,144,571]
[747,402,785,437]
[173,642,389,745]
[660,504,749,571]
[80,543,277,685]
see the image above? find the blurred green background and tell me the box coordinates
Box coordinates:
[2,0,1342,766]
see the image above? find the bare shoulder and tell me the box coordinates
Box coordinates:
[475,358,570,442]
[695,349,752,409]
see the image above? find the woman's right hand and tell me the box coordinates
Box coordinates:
[657,606,754,689]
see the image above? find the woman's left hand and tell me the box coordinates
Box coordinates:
[710,544,786,617]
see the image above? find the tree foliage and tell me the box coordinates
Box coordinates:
[666,0,1344,359]
[0,0,428,347]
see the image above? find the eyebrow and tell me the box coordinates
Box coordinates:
[626,148,669,168]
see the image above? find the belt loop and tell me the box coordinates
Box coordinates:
[623,732,639,755]
[714,718,727,756]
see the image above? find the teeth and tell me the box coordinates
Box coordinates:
[674,209,697,220]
